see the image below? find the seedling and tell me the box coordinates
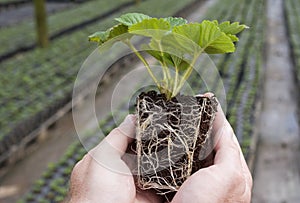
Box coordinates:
[89,13,247,199]
[89,13,247,99]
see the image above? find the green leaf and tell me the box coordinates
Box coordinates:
[88,31,109,44]
[142,42,174,66]
[227,34,239,42]
[172,23,201,54]
[145,39,190,71]
[212,20,218,26]
[163,17,187,28]
[144,48,164,63]
[89,24,130,46]
[173,21,235,54]
[218,21,249,35]
[105,24,131,47]
[115,13,151,26]
[170,54,190,71]
[88,13,248,99]
[108,24,129,39]
[146,49,189,71]
[129,18,170,39]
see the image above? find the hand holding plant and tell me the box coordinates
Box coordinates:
[69,115,164,203]
[88,13,248,200]
[69,105,252,203]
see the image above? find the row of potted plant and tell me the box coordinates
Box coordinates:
[0,0,134,58]
[0,0,198,159]
[285,0,300,86]
[17,114,121,203]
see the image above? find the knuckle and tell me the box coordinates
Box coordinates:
[246,170,253,186]
[245,190,252,203]
[113,127,122,134]
[249,175,253,188]
[235,171,252,202]
[231,143,240,154]
[234,171,245,184]
[70,162,82,180]
[241,182,252,203]
[71,154,90,177]
[110,127,123,137]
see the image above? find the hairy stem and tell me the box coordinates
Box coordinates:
[157,40,171,81]
[156,40,172,96]
[124,40,161,89]
[172,66,179,98]
[173,53,201,96]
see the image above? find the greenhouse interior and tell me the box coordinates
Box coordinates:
[0,0,299,202]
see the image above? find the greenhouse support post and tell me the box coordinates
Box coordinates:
[34,0,49,48]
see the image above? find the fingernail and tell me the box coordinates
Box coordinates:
[124,114,136,124]
[204,92,215,98]
[118,115,136,138]
[121,114,136,128]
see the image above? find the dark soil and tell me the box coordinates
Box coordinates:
[135,90,217,199]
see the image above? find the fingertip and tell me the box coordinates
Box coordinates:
[122,114,136,127]
[203,92,215,98]
[125,114,136,123]
[118,114,136,140]
[213,121,243,168]
[212,98,226,136]
[195,92,214,98]
[108,114,136,152]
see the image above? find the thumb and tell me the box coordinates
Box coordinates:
[93,114,136,156]
[87,114,136,175]
[104,114,136,156]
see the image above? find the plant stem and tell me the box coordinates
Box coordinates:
[173,53,201,95]
[172,66,179,98]
[157,40,171,81]
[124,40,161,89]
[155,39,172,95]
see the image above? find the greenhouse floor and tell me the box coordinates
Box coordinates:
[251,0,300,202]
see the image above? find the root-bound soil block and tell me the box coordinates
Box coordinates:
[135,90,218,194]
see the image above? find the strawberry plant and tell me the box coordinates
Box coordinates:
[90,13,247,98]
[89,13,247,196]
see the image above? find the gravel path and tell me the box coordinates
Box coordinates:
[252,0,300,202]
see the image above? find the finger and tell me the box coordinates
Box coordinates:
[135,188,164,203]
[69,154,92,198]
[195,92,214,97]
[105,114,136,155]
[212,104,243,171]
[213,121,241,166]
[210,98,252,199]
[211,97,226,137]
[217,112,252,189]
[196,92,225,140]
[238,144,253,195]
[203,92,215,98]
[92,114,136,157]
[85,115,136,175]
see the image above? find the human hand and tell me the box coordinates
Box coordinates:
[69,114,163,203]
[69,97,252,203]
[171,96,253,203]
